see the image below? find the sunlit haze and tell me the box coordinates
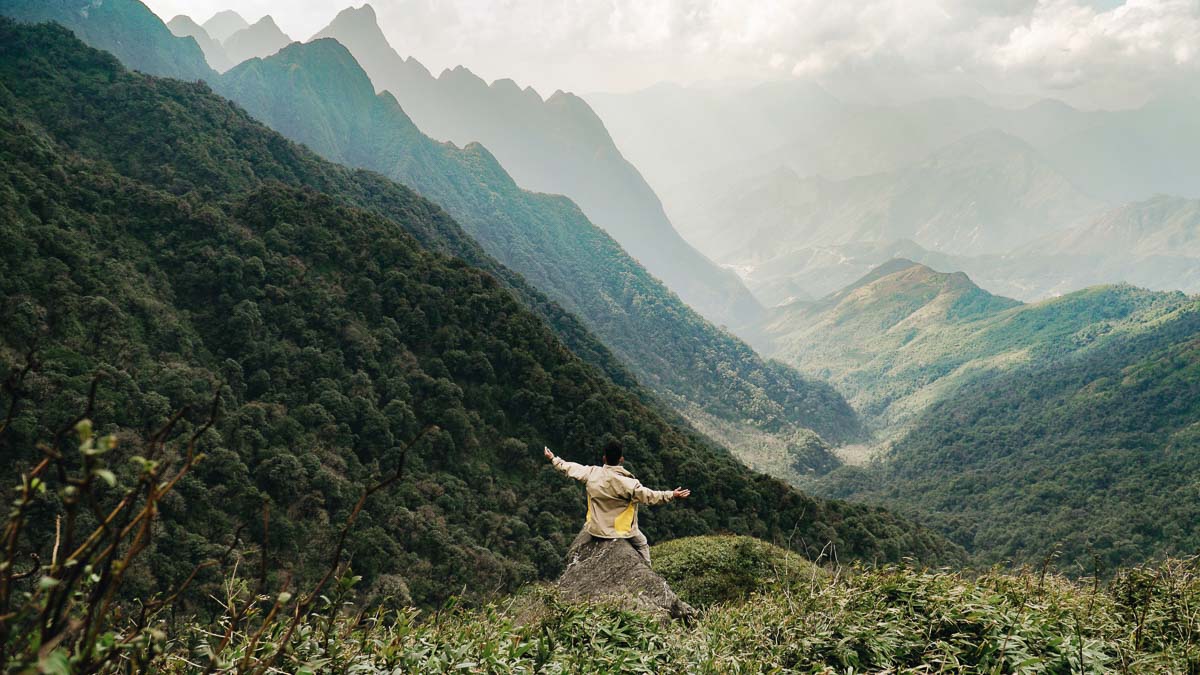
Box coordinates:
[142,0,1200,108]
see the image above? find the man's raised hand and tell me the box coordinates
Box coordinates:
[544,446,554,461]
[672,487,691,499]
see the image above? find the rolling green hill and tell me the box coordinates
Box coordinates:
[0,19,959,613]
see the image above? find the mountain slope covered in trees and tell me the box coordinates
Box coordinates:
[212,38,863,455]
[818,295,1200,570]
[4,0,864,467]
[310,4,762,330]
[762,261,1200,569]
[0,0,215,81]
[766,260,1189,434]
[0,20,960,610]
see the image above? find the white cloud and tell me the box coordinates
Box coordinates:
[142,0,1200,106]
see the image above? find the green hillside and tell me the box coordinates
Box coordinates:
[0,19,959,615]
[0,0,214,81]
[767,260,1187,434]
[818,298,1200,569]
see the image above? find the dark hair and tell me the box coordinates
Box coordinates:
[602,439,624,466]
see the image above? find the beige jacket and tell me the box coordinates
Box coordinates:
[552,457,674,539]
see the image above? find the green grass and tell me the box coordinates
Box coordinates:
[136,536,1200,673]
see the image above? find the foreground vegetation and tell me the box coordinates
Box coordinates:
[7,507,1199,674]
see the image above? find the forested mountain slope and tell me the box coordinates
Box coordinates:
[0,0,215,81]
[759,261,1200,569]
[818,296,1200,570]
[0,20,961,610]
[213,39,863,453]
[310,4,762,330]
[4,0,864,465]
[766,260,1188,433]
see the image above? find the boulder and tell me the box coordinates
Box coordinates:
[556,531,696,621]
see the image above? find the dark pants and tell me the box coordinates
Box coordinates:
[573,528,652,565]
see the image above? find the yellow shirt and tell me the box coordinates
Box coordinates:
[552,457,674,539]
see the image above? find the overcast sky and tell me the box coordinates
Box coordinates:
[142,0,1200,108]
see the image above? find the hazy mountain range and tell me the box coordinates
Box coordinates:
[155,4,763,330]
[311,4,761,329]
[164,8,293,72]
[591,82,1200,307]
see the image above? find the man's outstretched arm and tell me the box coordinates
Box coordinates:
[630,481,691,505]
[544,446,592,481]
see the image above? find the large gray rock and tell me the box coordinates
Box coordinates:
[556,532,696,621]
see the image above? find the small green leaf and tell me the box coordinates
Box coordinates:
[75,419,92,443]
[93,469,117,487]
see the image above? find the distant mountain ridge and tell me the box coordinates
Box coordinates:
[739,192,1200,310]
[166,14,231,71]
[811,275,1200,569]
[760,259,1200,568]
[765,260,1031,429]
[310,4,763,330]
[671,129,1103,306]
[200,8,246,41]
[221,14,291,64]
[765,258,1194,430]
[595,82,1200,307]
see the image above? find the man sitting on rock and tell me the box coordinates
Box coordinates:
[544,440,690,565]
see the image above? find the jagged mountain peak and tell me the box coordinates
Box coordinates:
[320,3,380,36]
[167,14,204,33]
[438,64,487,87]
[222,12,292,65]
[304,0,766,329]
[202,9,248,42]
[246,14,283,32]
[166,13,232,72]
[250,38,374,93]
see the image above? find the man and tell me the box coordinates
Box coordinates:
[544,439,690,566]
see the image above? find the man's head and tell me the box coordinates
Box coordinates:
[602,439,624,466]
